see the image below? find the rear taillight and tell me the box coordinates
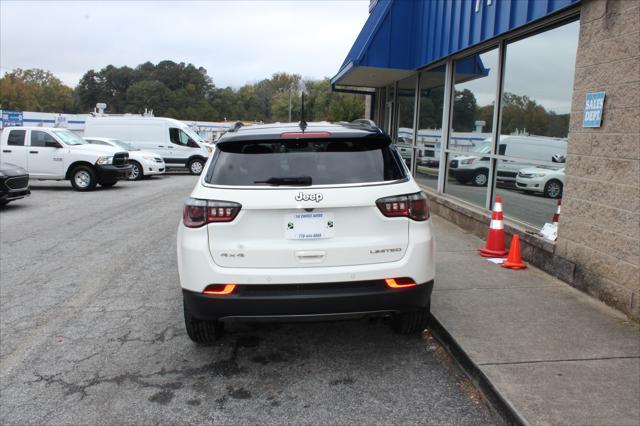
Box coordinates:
[376,192,430,221]
[183,198,241,228]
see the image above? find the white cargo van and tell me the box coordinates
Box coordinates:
[449,135,567,186]
[84,117,212,175]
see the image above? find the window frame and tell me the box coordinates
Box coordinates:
[402,9,580,214]
[6,129,26,146]
[30,130,59,148]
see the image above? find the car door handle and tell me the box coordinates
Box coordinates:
[158,145,165,148]
[2,150,11,153]
[29,151,39,154]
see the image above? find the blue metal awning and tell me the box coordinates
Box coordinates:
[332,0,579,88]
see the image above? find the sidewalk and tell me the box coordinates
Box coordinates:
[430,214,640,426]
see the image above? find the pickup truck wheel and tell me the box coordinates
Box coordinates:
[471,170,488,187]
[391,302,431,335]
[100,180,117,188]
[188,158,205,175]
[128,161,143,180]
[183,300,223,344]
[71,166,97,191]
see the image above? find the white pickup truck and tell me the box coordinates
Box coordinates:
[0,127,132,191]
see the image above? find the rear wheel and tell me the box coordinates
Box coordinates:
[188,158,205,175]
[471,170,488,187]
[70,166,97,191]
[183,300,223,344]
[391,302,431,335]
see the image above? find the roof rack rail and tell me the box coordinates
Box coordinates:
[228,121,244,133]
[350,119,378,131]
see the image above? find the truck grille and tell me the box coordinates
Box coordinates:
[5,176,29,191]
[113,152,129,166]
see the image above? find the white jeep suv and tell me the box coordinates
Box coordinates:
[177,121,435,343]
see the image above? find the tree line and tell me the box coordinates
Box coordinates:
[398,87,570,138]
[0,61,365,123]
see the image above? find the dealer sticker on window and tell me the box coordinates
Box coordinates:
[285,212,335,240]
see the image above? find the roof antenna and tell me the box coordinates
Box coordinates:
[299,92,307,132]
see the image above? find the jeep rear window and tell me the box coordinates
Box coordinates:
[205,137,406,186]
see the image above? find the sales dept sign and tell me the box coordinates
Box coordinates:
[583,91,605,128]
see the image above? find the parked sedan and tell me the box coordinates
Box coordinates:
[515,165,564,198]
[0,162,30,206]
[84,137,166,180]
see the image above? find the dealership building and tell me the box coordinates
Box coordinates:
[333,0,639,319]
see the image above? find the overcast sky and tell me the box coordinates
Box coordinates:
[0,0,369,88]
[455,21,580,114]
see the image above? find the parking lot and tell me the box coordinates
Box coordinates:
[0,174,493,425]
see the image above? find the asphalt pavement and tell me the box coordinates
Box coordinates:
[0,174,494,425]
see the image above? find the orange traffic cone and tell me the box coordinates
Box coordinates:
[501,234,527,270]
[552,198,561,226]
[479,196,508,257]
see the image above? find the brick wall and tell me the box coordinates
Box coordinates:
[557,0,640,319]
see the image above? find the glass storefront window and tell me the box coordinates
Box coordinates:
[445,149,491,207]
[395,75,417,170]
[449,48,499,151]
[445,47,499,208]
[496,21,578,227]
[414,65,446,190]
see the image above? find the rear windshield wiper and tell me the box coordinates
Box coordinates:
[254,176,312,186]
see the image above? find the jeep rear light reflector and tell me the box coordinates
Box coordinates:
[203,284,236,295]
[376,192,429,221]
[385,278,417,288]
[183,198,241,228]
[280,132,331,139]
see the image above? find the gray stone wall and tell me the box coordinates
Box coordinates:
[557,0,640,319]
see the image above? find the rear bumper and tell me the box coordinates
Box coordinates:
[183,279,433,321]
[95,164,132,181]
[177,219,435,292]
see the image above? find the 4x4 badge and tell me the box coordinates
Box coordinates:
[295,192,323,203]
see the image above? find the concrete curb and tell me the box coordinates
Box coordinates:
[428,314,528,426]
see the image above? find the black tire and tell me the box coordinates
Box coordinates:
[129,161,143,180]
[100,180,117,188]
[70,165,97,191]
[391,302,431,335]
[188,158,205,175]
[544,179,563,199]
[471,170,489,187]
[183,300,223,344]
